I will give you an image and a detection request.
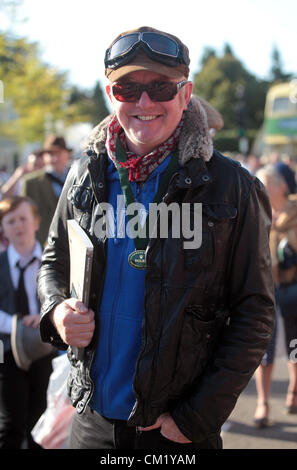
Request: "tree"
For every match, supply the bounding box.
[200,46,216,67]
[67,81,109,127]
[270,45,292,83]
[0,30,111,147]
[193,51,269,131]
[0,33,70,144]
[66,86,95,124]
[223,43,234,56]
[92,81,109,125]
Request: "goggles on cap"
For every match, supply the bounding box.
[105,32,189,70]
[111,79,188,103]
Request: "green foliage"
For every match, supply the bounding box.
[66,86,96,125]
[193,45,295,155]
[0,32,109,146]
[193,52,269,131]
[213,129,258,154]
[200,47,217,67]
[223,43,234,56]
[92,81,109,125]
[0,33,70,144]
[270,45,292,83]
[66,81,109,127]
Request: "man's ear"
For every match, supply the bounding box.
[106,84,113,103]
[34,216,40,233]
[183,81,193,110]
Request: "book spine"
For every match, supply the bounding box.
[82,248,93,306]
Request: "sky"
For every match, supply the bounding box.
[1,0,297,91]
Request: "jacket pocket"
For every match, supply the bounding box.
[204,203,237,222]
[204,203,237,267]
[169,306,229,399]
[183,203,237,271]
[183,214,214,270]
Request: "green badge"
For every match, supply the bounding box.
[128,250,146,270]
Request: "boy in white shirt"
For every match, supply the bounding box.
[0,196,54,448]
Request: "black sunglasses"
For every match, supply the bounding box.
[105,32,189,69]
[111,80,188,103]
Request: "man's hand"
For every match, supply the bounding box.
[139,412,191,443]
[50,298,95,347]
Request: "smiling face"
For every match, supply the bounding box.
[1,201,40,254]
[106,71,193,156]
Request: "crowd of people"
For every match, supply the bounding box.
[0,24,294,451]
[0,135,72,448]
[233,151,297,428]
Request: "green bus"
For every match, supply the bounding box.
[263,81,297,155]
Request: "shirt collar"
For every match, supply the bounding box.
[45,167,69,182]
[7,242,42,268]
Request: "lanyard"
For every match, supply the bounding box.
[115,138,179,267]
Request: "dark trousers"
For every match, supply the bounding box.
[70,406,222,450]
[0,350,53,449]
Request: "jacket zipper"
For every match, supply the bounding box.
[83,165,107,411]
[83,239,106,412]
[130,173,180,424]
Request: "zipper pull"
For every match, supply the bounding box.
[136,426,142,435]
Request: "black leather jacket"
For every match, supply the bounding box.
[38,99,275,443]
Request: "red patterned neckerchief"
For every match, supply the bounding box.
[105,114,183,182]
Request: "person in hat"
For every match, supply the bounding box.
[0,196,55,449]
[38,26,275,449]
[21,135,71,246]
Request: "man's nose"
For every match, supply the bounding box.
[15,218,22,229]
[137,91,154,106]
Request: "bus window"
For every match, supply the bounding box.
[272,97,290,112]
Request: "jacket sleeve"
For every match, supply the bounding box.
[171,176,276,442]
[38,165,77,349]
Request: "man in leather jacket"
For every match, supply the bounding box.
[38,26,275,449]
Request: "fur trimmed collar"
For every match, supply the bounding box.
[85,94,213,165]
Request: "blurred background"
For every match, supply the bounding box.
[0,0,297,174]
